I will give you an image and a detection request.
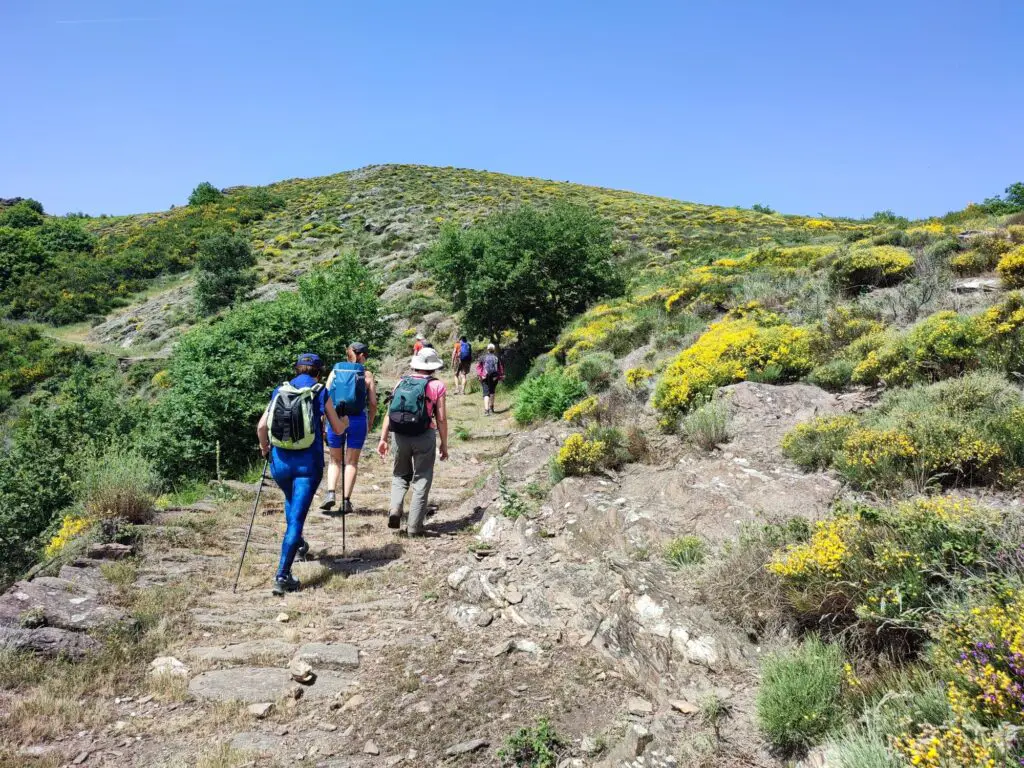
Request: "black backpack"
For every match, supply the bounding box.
[483,353,500,377]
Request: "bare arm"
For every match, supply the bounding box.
[324,398,348,436]
[257,411,270,457]
[436,392,449,460]
[377,414,391,458]
[366,371,378,428]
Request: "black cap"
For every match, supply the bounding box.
[350,342,369,356]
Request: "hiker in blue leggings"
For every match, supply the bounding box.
[257,353,348,595]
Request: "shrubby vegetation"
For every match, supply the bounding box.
[149,255,388,481]
[513,369,587,424]
[193,232,258,314]
[425,203,624,356]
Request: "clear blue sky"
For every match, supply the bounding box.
[2,1,1022,219]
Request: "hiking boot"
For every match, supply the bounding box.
[319,491,336,513]
[387,509,401,530]
[341,498,354,516]
[272,574,301,596]
[297,539,310,561]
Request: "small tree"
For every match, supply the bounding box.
[1005,182,1024,211]
[188,181,222,206]
[193,232,257,314]
[0,201,45,229]
[425,203,623,357]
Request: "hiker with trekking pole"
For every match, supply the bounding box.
[377,347,449,536]
[321,342,377,516]
[250,353,348,596]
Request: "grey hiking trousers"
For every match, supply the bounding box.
[389,429,436,534]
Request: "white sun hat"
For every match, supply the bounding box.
[410,347,444,371]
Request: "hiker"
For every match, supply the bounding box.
[413,334,426,355]
[257,353,348,595]
[376,347,449,536]
[451,335,472,395]
[476,343,505,415]
[321,343,377,515]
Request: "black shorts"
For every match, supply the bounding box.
[456,359,472,375]
[481,375,499,397]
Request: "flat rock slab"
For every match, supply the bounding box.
[187,639,297,664]
[0,625,100,659]
[189,667,355,703]
[291,642,360,669]
[0,578,133,632]
[58,562,108,591]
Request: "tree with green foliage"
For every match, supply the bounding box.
[193,232,258,314]
[188,181,223,206]
[425,203,623,357]
[979,182,1024,214]
[150,255,389,481]
[0,200,45,229]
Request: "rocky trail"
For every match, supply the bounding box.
[1,381,854,767]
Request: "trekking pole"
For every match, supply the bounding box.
[341,430,347,555]
[232,458,269,594]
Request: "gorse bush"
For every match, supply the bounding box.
[79,447,160,524]
[996,245,1024,288]
[571,351,617,392]
[555,434,607,476]
[828,246,915,295]
[756,636,847,753]
[513,369,587,424]
[653,315,815,427]
[768,497,1006,645]
[784,373,1024,490]
[150,255,388,481]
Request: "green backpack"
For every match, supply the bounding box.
[268,383,323,450]
[388,376,432,435]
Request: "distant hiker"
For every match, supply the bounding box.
[451,335,472,395]
[321,342,377,515]
[476,343,505,415]
[377,347,449,536]
[413,334,426,355]
[257,353,348,595]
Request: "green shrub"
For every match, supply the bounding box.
[949,249,996,276]
[150,255,388,481]
[756,636,847,753]
[923,237,960,261]
[79,448,160,523]
[513,369,587,424]
[829,246,914,295]
[572,352,617,392]
[682,397,731,450]
[188,181,223,206]
[498,718,565,767]
[808,359,854,391]
[665,535,705,566]
[0,201,45,229]
[425,203,624,357]
[193,232,258,315]
[781,415,858,471]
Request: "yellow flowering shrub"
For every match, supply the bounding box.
[950,249,998,276]
[44,515,94,559]
[562,395,600,425]
[624,367,653,390]
[664,266,738,313]
[893,723,1006,768]
[1009,225,1024,245]
[555,433,607,476]
[653,318,816,424]
[768,515,859,579]
[804,218,835,230]
[829,245,914,295]
[996,245,1024,288]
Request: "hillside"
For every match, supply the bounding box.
[3,168,1024,767]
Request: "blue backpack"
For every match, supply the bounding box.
[459,341,472,361]
[329,362,367,416]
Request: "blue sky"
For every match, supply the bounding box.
[2,1,1022,218]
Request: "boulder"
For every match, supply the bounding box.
[0,578,134,632]
[0,625,99,659]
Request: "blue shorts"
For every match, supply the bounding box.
[326,412,368,450]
